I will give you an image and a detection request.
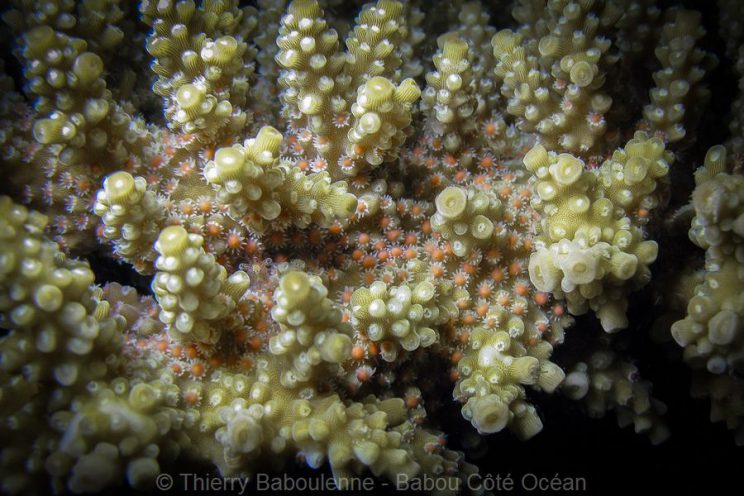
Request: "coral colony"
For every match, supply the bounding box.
[0,0,742,493]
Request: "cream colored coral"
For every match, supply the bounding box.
[269,271,353,386]
[93,171,165,273]
[524,132,669,331]
[431,186,504,258]
[641,9,717,143]
[151,226,250,343]
[421,35,481,152]
[563,347,669,444]
[141,0,254,142]
[204,126,358,232]
[275,0,345,131]
[492,1,619,153]
[346,76,420,169]
[350,277,448,361]
[204,126,285,232]
[0,196,123,388]
[671,145,744,376]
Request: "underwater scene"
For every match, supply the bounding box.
[0,0,742,494]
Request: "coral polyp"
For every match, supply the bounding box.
[0,0,742,494]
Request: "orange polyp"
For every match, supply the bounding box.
[491,268,505,282]
[534,292,549,306]
[474,174,489,187]
[227,232,242,249]
[185,344,199,359]
[450,350,462,365]
[460,312,475,325]
[190,362,206,378]
[356,367,372,382]
[486,247,502,261]
[308,229,323,245]
[508,261,522,276]
[476,303,489,317]
[234,328,248,343]
[183,390,200,406]
[351,346,365,361]
[432,248,445,262]
[515,283,529,296]
[248,336,263,351]
[76,177,92,192]
[405,394,420,409]
[497,293,510,306]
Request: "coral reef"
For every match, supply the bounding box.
[0,0,742,494]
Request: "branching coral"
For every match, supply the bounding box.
[0,0,742,494]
